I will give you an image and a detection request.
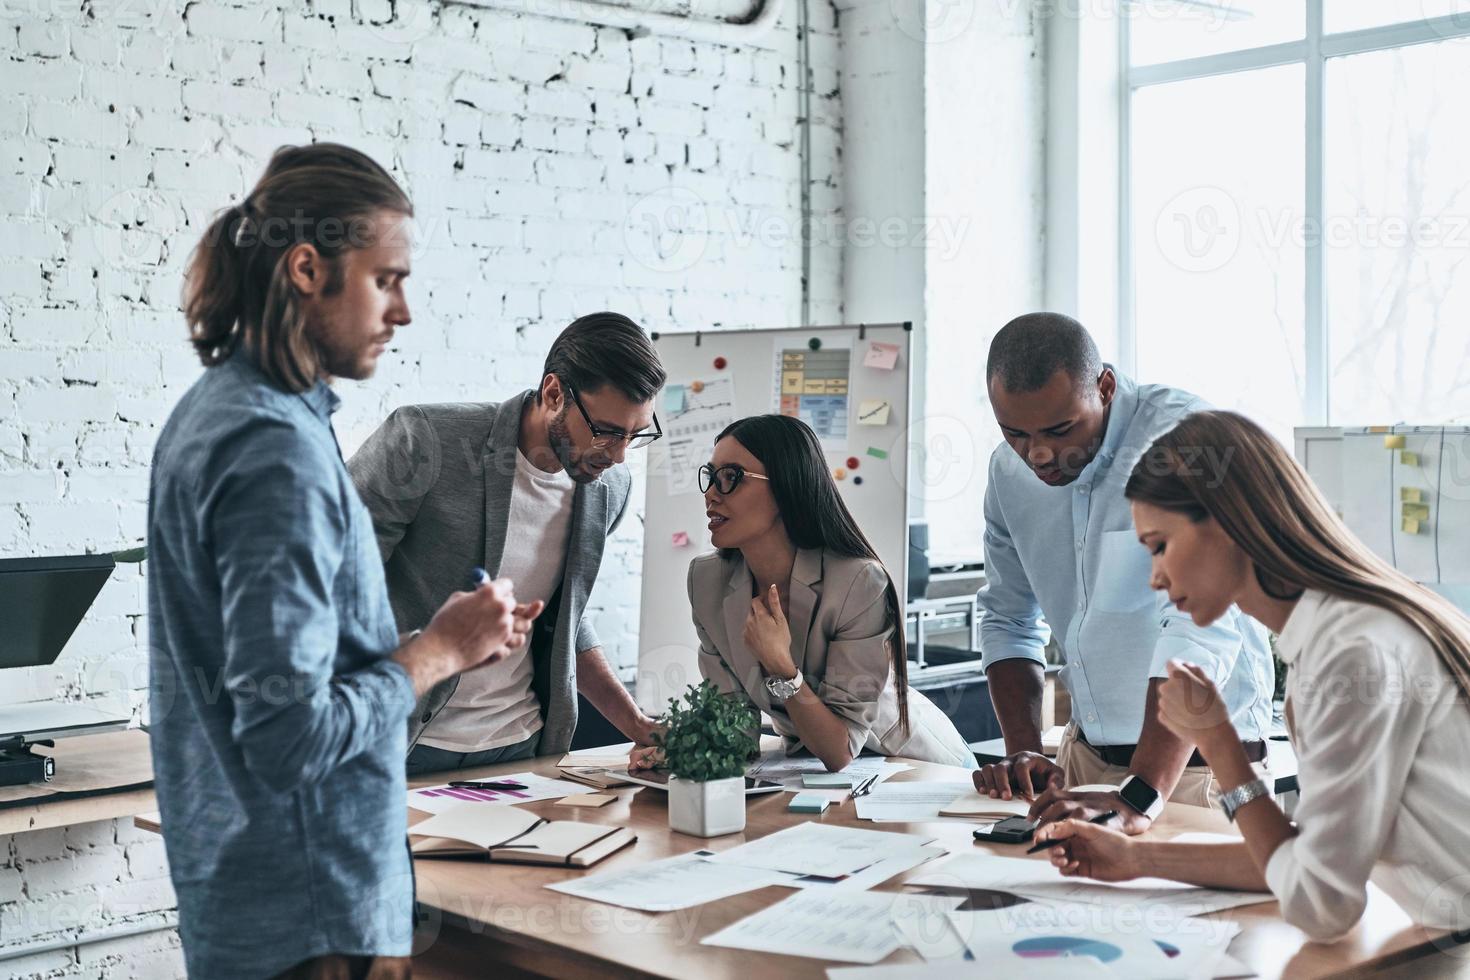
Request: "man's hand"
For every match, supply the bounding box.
[1027,786,1153,836]
[973,751,1063,801]
[628,744,663,770]
[488,600,545,660]
[1033,818,1143,881]
[393,578,517,696]
[633,716,664,747]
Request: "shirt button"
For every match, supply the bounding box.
[1087,713,1097,723]
[1079,485,1090,494]
[420,711,432,723]
[1076,539,1084,549]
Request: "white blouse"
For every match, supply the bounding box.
[1265,588,1470,940]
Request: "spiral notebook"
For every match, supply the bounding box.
[410,802,636,867]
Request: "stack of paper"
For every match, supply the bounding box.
[746,750,912,801]
[853,781,977,822]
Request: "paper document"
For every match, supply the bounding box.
[702,889,962,964]
[706,823,934,879]
[937,793,1034,820]
[829,965,1106,980]
[908,854,1275,916]
[746,751,910,802]
[775,844,948,892]
[545,850,788,912]
[854,781,975,822]
[557,743,635,770]
[407,772,586,814]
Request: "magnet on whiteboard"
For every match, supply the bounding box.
[713,356,727,370]
[846,457,860,470]
[853,476,864,486]
[690,380,705,393]
[834,468,847,480]
[808,337,822,350]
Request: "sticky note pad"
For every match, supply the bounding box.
[1401,487,1424,503]
[557,793,617,808]
[857,399,891,426]
[788,793,831,814]
[866,447,889,460]
[802,773,853,788]
[1401,450,1420,466]
[864,341,900,371]
[672,531,690,547]
[1384,435,1407,449]
[1402,518,1422,535]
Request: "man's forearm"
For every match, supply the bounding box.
[576,646,654,742]
[986,659,1046,755]
[1126,679,1197,800]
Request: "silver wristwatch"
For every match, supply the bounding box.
[765,671,804,703]
[1219,778,1271,822]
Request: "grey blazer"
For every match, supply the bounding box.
[348,390,629,756]
[688,547,974,767]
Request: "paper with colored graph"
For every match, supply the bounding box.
[407,772,586,814]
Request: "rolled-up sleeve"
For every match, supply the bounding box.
[817,563,894,760]
[1262,641,1427,941]
[1148,592,1250,682]
[209,419,416,796]
[978,475,1050,670]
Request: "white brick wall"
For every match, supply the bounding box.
[1,0,840,968]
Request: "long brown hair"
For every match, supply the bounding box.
[1125,411,1470,700]
[182,143,413,392]
[716,414,910,735]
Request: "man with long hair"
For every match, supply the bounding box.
[350,313,667,773]
[149,144,529,979]
[973,312,1275,836]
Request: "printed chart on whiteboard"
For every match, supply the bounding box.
[774,347,851,449]
[662,376,736,496]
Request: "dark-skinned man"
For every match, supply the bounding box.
[974,312,1274,835]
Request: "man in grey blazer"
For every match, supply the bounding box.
[349,312,667,773]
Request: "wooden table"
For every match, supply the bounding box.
[406,746,1458,979]
[0,729,155,835]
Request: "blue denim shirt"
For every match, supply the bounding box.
[978,369,1274,746]
[147,354,416,979]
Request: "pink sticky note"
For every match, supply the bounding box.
[864,342,900,370]
[672,531,690,547]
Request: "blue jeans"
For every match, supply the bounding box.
[406,730,543,777]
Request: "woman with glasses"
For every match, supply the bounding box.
[633,414,975,772]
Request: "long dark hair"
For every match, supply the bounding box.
[1125,411,1470,700]
[183,143,413,392]
[716,414,910,734]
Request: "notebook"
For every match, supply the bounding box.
[558,766,633,789]
[937,793,1035,820]
[410,802,636,867]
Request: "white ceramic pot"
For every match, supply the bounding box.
[668,775,746,837]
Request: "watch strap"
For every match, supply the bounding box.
[1219,778,1271,822]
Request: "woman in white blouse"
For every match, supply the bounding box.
[1033,411,1470,941]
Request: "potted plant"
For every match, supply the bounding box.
[655,680,758,837]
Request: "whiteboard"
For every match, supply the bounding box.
[1296,426,1470,592]
[636,324,913,714]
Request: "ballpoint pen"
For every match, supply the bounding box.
[1025,809,1118,854]
[448,780,528,791]
[851,774,879,798]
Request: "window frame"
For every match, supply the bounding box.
[1119,2,1470,425]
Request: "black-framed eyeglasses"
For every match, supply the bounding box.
[566,385,662,450]
[698,463,771,495]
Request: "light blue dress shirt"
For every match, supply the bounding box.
[978,369,1274,746]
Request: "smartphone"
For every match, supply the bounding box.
[972,815,1037,844]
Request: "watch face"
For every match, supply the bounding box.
[1119,776,1160,814]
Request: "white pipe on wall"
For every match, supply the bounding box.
[450,0,785,48]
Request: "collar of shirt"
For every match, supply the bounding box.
[299,377,340,420]
[1272,587,1325,666]
[1072,364,1139,488]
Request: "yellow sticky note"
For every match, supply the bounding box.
[781,371,803,394]
[1403,502,1431,521]
[1384,435,1406,449]
[1401,450,1420,466]
[556,794,616,808]
[1401,487,1423,504]
[857,399,891,426]
[1402,517,1421,535]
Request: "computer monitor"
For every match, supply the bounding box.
[0,554,115,671]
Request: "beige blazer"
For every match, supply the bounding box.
[687,547,975,768]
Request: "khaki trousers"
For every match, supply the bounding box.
[1055,722,1269,810]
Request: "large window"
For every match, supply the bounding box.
[1124,2,1470,436]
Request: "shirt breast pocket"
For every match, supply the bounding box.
[1090,529,1156,613]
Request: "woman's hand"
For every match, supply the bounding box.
[1158,659,1236,750]
[744,584,797,679]
[1032,819,1143,882]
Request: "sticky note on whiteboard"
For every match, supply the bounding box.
[672,531,690,547]
[1403,503,1431,521]
[664,385,686,413]
[1401,487,1424,503]
[857,400,891,426]
[863,342,900,371]
[1403,517,1423,535]
[1384,434,1407,449]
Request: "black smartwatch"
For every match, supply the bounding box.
[1117,774,1164,821]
